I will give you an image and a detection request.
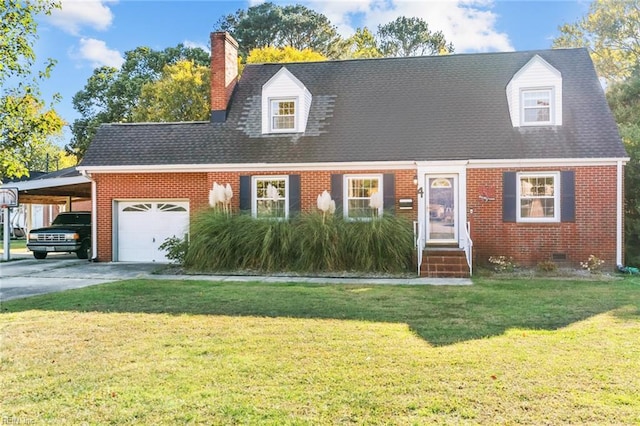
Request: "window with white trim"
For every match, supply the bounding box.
[521,89,552,125]
[517,172,559,222]
[253,176,288,219]
[270,99,296,132]
[344,175,383,219]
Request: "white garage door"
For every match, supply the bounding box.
[117,201,189,262]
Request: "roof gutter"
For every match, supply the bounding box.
[0,175,90,191]
[76,160,418,174]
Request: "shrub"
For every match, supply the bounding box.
[184,210,414,274]
[537,260,558,273]
[581,254,605,274]
[488,255,517,273]
[159,235,189,265]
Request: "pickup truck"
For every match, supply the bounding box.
[27,211,91,260]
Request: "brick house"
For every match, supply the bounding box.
[77,32,627,277]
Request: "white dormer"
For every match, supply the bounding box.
[506,55,562,127]
[262,67,312,134]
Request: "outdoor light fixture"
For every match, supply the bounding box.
[413,175,418,186]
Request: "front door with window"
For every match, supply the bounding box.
[426,176,457,243]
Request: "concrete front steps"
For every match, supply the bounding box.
[421,246,471,278]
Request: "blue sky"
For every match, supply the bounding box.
[34,0,590,145]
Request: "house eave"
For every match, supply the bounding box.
[0,175,91,191]
[76,161,418,174]
[466,157,630,168]
[77,157,631,174]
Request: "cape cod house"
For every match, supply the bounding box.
[77,32,627,277]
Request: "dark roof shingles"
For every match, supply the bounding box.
[80,48,626,168]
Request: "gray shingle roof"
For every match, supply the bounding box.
[80,48,626,168]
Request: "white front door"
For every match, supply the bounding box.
[117,201,189,262]
[426,175,458,243]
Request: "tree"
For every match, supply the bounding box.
[1,92,65,179]
[67,44,209,160]
[552,0,640,82]
[377,16,454,57]
[132,61,210,122]
[1,0,64,179]
[28,141,77,172]
[246,46,326,64]
[607,68,640,265]
[341,27,382,59]
[215,2,342,59]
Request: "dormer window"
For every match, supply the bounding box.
[270,99,297,131]
[506,55,562,127]
[262,67,312,135]
[522,89,552,125]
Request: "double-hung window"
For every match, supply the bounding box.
[517,172,559,222]
[253,176,288,219]
[521,89,552,125]
[344,175,383,219]
[270,99,296,132]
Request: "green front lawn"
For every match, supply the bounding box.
[2,277,640,424]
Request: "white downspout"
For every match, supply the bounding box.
[616,160,623,266]
[81,170,98,262]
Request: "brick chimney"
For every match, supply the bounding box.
[210,32,239,123]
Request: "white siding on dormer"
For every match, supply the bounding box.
[506,55,562,127]
[262,67,312,134]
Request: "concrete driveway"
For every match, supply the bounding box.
[1,250,472,302]
[0,252,162,301]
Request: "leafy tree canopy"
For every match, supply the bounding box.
[132,60,211,122]
[377,16,454,57]
[1,0,64,180]
[68,44,209,160]
[607,68,640,265]
[246,46,326,64]
[553,0,640,82]
[1,92,65,180]
[341,27,383,59]
[215,2,342,59]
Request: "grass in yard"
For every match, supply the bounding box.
[2,277,640,424]
[0,238,26,253]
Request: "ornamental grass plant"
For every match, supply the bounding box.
[183,210,414,274]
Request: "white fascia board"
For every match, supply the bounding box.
[1,175,91,191]
[467,158,630,168]
[77,161,417,174]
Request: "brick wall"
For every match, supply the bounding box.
[467,166,619,268]
[94,169,417,261]
[94,166,619,267]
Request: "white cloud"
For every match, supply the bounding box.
[48,0,117,35]
[75,38,124,68]
[304,0,513,53]
[183,40,209,52]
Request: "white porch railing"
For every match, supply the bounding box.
[414,221,424,276]
[462,221,473,276]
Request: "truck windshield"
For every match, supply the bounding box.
[52,214,91,225]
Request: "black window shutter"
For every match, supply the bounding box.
[239,175,251,212]
[560,170,575,222]
[503,172,517,222]
[289,174,301,215]
[331,174,343,214]
[383,173,395,214]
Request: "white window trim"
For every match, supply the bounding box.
[516,171,560,223]
[252,175,289,219]
[269,98,298,133]
[520,88,554,126]
[343,174,383,220]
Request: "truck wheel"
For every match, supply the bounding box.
[33,252,47,259]
[76,240,90,259]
